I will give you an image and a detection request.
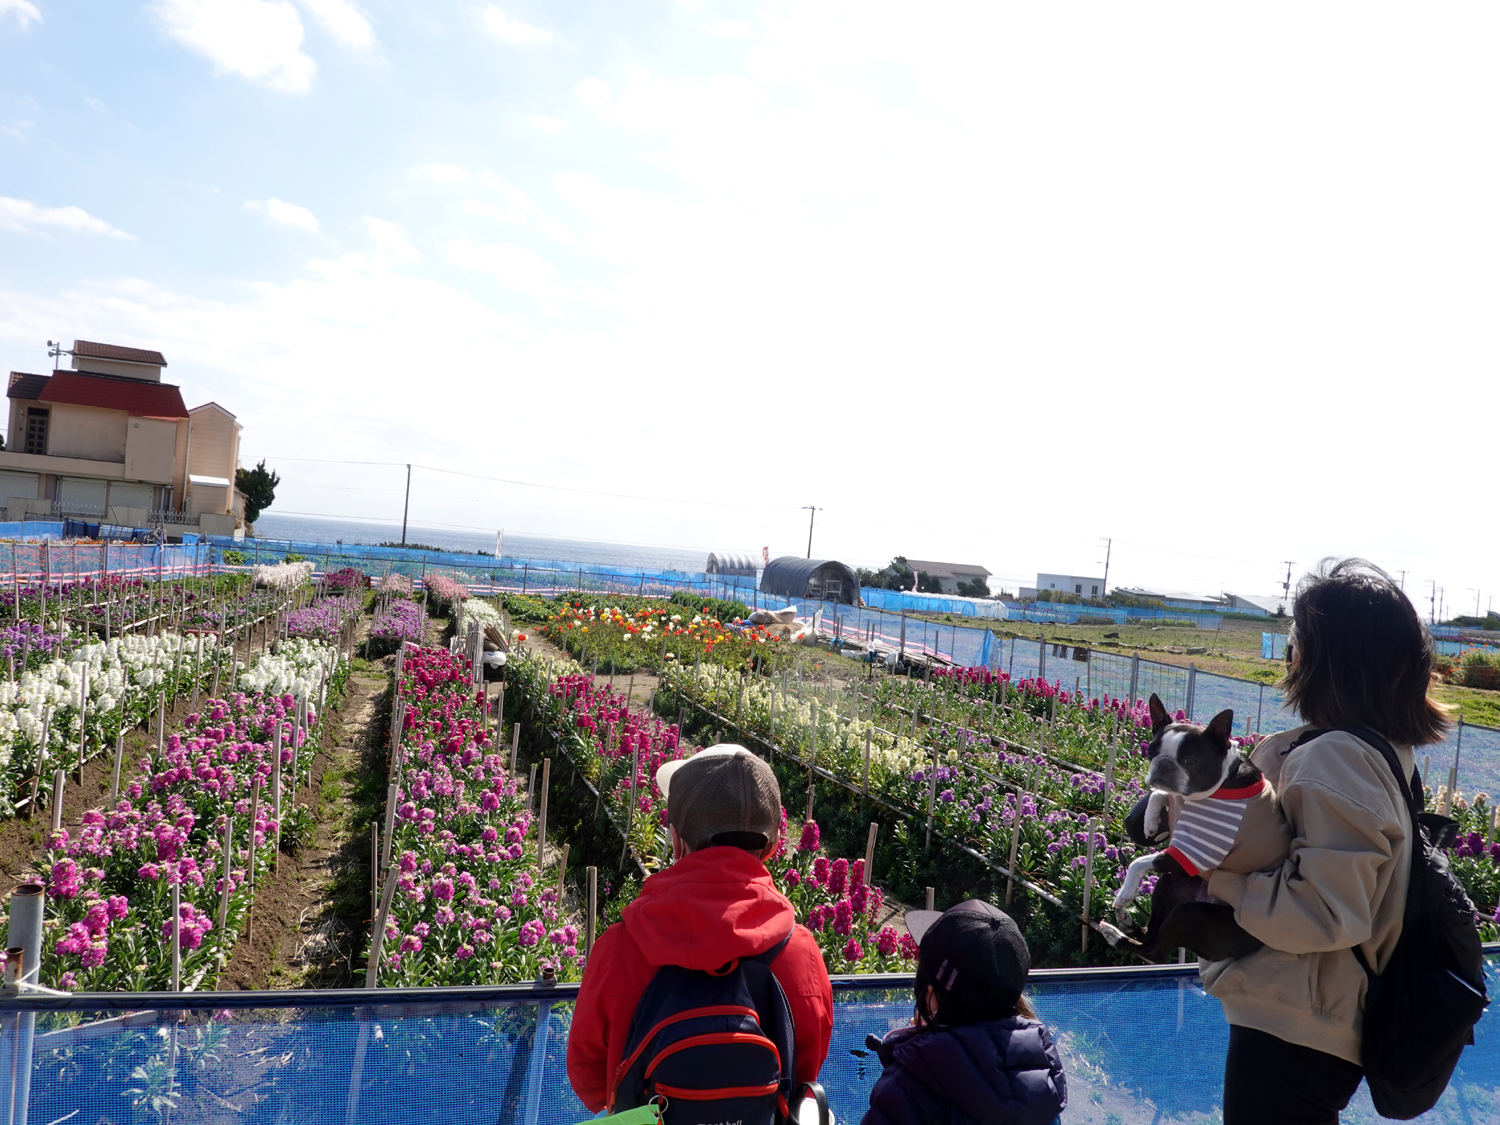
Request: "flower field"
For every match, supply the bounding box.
[1,639,347,990]
[7,577,1496,996]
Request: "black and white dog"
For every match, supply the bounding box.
[1106,694,1286,961]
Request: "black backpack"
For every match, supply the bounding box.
[611,933,826,1125]
[1292,726,1489,1119]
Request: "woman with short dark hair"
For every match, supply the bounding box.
[1203,558,1449,1124]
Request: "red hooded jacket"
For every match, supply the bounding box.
[566,847,834,1113]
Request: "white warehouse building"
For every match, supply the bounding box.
[1019,573,1107,600]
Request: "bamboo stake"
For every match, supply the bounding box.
[538,758,551,865]
[370,823,380,922]
[556,842,569,899]
[50,770,64,832]
[171,881,181,992]
[365,866,399,987]
[925,886,935,911]
[864,822,878,882]
[217,816,233,936]
[1081,815,1099,954]
[110,729,125,805]
[585,866,598,957]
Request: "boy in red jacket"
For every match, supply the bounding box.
[566,745,834,1114]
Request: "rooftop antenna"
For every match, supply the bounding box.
[46,339,71,372]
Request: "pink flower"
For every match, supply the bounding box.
[842,939,864,963]
[797,820,820,852]
[828,859,849,897]
[875,926,901,957]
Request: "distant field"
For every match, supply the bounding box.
[911,611,1286,682]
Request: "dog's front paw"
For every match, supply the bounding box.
[1096,920,1136,948]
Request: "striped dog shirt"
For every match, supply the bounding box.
[1164,777,1290,878]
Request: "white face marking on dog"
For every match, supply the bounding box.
[1158,730,1186,762]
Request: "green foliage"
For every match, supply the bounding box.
[221,549,246,565]
[235,459,280,524]
[501,592,553,621]
[916,571,943,594]
[1460,649,1500,691]
[669,590,750,621]
[378,540,447,552]
[857,556,915,591]
[955,576,991,598]
[278,803,317,855]
[282,552,306,563]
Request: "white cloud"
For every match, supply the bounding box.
[359,217,419,263]
[574,77,610,110]
[446,239,567,299]
[411,163,471,186]
[482,7,551,46]
[0,0,40,28]
[295,0,374,50]
[701,19,749,37]
[245,197,320,231]
[0,197,134,239]
[151,0,316,93]
[529,115,563,134]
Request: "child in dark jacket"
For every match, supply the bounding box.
[861,900,1065,1125]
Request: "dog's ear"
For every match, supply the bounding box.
[1206,709,1234,746]
[1148,693,1171,732]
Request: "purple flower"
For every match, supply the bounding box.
[797,820,821,852]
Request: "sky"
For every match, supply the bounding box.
[0,2,1496,613]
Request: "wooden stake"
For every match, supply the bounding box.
[538,758,551,865]
[924,886,935,912]
[50,769,64,832]
[864,822,878,882]
[556,842,569,898]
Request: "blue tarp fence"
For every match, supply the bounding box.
[5,958,1500,1124]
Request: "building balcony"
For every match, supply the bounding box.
[0,449,129,479]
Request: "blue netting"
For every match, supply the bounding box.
[7,959,1500,1124]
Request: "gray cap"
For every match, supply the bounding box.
[656,745,781,851]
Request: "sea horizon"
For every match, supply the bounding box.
[251,512,726,574]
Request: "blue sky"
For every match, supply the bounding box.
[1,2,1497,608]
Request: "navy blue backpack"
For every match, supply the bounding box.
[610,933,825,1125]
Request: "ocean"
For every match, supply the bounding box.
[251,514,713,573]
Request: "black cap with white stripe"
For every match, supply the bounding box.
[905,899,1030,995]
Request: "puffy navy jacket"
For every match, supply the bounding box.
[860,1017,1066,1125]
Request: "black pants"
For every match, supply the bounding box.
[1223,1025,1364,1125]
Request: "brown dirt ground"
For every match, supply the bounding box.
[216,663,380,989]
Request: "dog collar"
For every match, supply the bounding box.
[1209,778,1266,800]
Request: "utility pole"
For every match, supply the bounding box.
[802,505,821,559]
[1398,570,1406,591]
[401,463,412,547]
[1099,537,1112,596]
[1439,587,1446,624]
[1282,561,1295,607]
[1470,588,1481,620]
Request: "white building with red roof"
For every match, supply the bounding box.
[1,340,245,536]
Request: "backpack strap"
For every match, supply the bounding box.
[750,932,794,967]
[1287,725,1424,977]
